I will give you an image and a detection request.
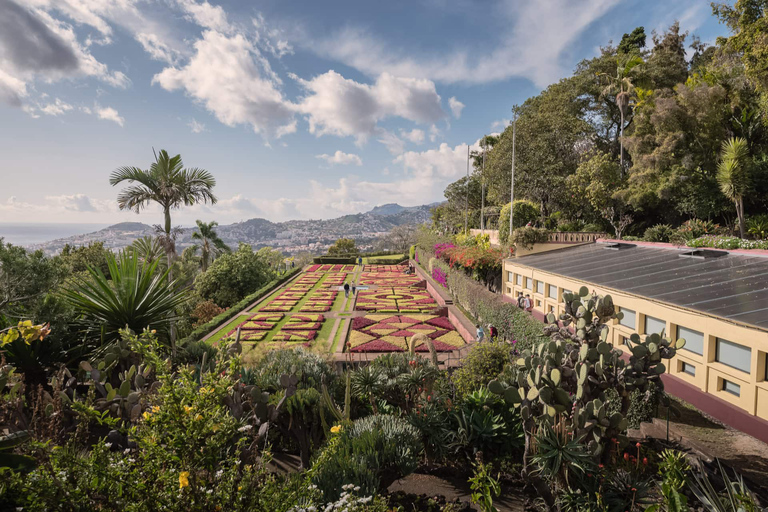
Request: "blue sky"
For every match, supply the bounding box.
[0,0,728,226]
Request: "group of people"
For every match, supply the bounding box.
[343,282,356,298]
[475,323,499,342]
[516,292,533,312]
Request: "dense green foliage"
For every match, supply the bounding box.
[436,14,768,240]
[194,243,276,307]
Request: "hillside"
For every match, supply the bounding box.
[26,203,435,255]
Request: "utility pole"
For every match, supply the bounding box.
[509,110,516,240]
[481,137,486,233]
[464,144,470,234]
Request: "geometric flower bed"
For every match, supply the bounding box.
[348,314,465,352]
[355,287,436,313]
[358,272,422,287]
[320,272,348,288]
[272,330,317,342]
[307,264,356,272]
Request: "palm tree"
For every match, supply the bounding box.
[110,149,217,267]
[191,220,230,271]
[717,137,751,238]
[129,236,166,267]
[61,250,188,347]
[599,53,643,174]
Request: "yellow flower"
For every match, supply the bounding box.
[237,486,242,491]
[151,329,157,334]
[211,424,220,432]
[184,405,193,414]
[195,414,203,421]
[330,425,341,434]
[179,471,190,489]
[143,411,151,420]
[151,406,160,413]
[199,387,207,394]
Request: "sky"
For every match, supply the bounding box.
[0,0,729,226]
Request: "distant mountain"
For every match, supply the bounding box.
[26,203,435,256]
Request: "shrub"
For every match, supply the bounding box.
[643,224,675,243]
[452,342,513,398]
[510,227,550,249]
[582,223,605,233]
[498,200,541,245]
[310,415,422,502]
[669,219,723,245]
[243,347,334,392]
[191,299,225,327]
[556,220,584,232]
[747,214,768,240]
[195,244,275,307]
[432,267,448,288]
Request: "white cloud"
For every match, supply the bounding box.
[136,32,181,64]
[306,0,621,86]
[377,130,405,155]
[429,124,441,142]
[448,97,464,119]
[95,105,124,126]
[22,97,73,117]
[153,30,295,138]
[188,118,206,133]
[316,150,363,166]
[400,128,425,144]
[295,71,446,144]
[175,0,232,33]
[490,118,511,131]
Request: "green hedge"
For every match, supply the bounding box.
[312,256,357,264]
[416,247,544,351]
[366,256,407,265]
[180,267,301,345]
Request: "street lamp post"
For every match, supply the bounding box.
[509,111,516,240]
[464,144,470,234]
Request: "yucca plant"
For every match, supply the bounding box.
[690,459,761,512]
[717,137,751,239]
[61,250,188,349]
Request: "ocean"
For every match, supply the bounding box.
[0,223,109,246]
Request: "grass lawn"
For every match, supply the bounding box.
[206,314,251,345]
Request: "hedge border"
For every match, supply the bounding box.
[181,267,302,345]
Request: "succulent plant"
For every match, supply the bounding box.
[489,286,684,459]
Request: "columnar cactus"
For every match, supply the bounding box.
[489,286,684,458]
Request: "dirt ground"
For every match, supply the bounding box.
[388,471,526,512]
[654,398,768,497]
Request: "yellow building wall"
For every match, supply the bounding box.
[502,260,768,420]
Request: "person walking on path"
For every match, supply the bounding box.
[343,282,350,298]
[358,256,363,267]
[476,324,485,343]
[488,324,498,340]
[517,292,525,309]
[523,294,533,312]
[351,284,356,296]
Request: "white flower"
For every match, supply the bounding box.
[215,469,223,478]
[104,442,112,448]
[238,425,253,432]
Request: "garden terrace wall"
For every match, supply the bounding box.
[183,267,301,344]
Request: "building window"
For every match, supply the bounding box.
[507,271,514,283]
[721,379,741,397]
[618,307,636,330]
[644,315,666,336]
[536,281,545,295]
[619,335,629,346]
[536,299,542,308]
[548,285,557,299]
[681,362,696,376]
[525,277,532,290]
[515,274,522,286]
[715,338,751,374]
[549,305,555,314]
[561,289,571,302]
[677,326,704,356]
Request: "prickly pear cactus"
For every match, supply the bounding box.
[489,286,684,458]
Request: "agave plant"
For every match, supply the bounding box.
[61,250,188,348]
[690,459,761,512]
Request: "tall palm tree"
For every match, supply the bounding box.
[110,149,218,265]
[191,220,230,271]
[717,137,751,238]
[599,54,643,174]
